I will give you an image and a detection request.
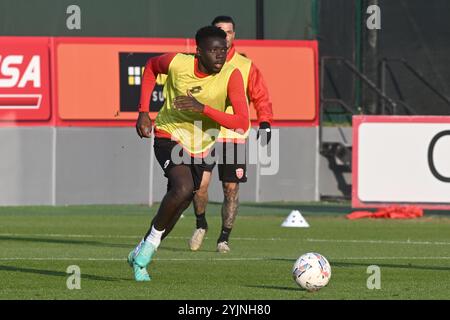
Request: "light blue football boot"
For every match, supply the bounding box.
[127,250,135,267]
[133,264,151,282]
[134,242,157,268]
[127,241,156,281]
[127,239,144,267]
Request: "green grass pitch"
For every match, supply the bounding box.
[0,202,449,300]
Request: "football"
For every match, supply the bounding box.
[292,252,331,291]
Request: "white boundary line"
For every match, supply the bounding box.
[0,233,138,239]
[0,257,267,261]
[0,256,450,261]
[1,233,450,246]
[305,238,450,246]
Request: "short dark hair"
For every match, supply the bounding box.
[211,15,235,29]
[195,26,226,48]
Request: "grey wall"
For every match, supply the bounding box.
[258,127,319,202]
[154,127,321,203]
[0,126,352,205]
[55,128,152,205]
[0,128,54,205]
[319,127,352,199]
[152,127,320,203]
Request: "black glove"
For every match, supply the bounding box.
[257,121,271,146]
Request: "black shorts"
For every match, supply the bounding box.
[153,137,214,191]
[203,141,247,183]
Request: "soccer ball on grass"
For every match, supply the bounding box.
[292,252,331,291]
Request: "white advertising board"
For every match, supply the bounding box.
[352,116,450,209]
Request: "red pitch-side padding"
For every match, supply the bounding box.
[346,206,424,220]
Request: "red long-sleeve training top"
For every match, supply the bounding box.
[226,45,273,124]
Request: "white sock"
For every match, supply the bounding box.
[145,225,165,249]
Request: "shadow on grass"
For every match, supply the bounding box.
[268,257,450,272]
[238,203,352,215]
[0,235,131,249]
[237,203,450,217]
[160,246,217,254]
[245,284,303,292]
[0,265,122,281]
[331,261,450,272]
[159,246,191,253]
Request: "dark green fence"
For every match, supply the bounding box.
[0,0,315,39]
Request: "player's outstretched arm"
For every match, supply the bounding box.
[248,63,273,124]
[136,53,176,138]
[248,63,273,145]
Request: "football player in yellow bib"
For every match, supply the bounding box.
[128,26,249,281]
[189,16,274,253]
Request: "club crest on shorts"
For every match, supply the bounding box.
[235,168,244,179]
